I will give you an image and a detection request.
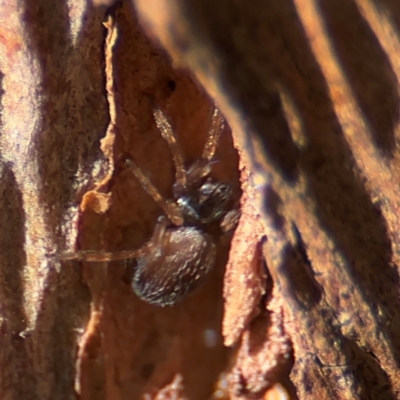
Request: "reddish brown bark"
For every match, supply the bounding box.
[1,0,400,400]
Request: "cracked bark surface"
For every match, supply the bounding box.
[1,0,400,399]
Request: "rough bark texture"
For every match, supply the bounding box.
[1,0,399,399]
[133,0,400,399]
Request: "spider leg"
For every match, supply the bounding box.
[153,107,187,190]
[186,107,225,184]
[59,249,145,262]
[151,216,169,245]
[201,107,225,161]
[220,209,241,233]
[125,158,184,226]
[60,218,170,263]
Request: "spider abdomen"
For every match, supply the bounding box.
[133,226,216,306]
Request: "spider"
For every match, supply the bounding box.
[62,105,239,307]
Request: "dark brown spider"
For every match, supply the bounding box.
[62,106,239,306]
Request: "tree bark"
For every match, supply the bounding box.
[1,0,399,399]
